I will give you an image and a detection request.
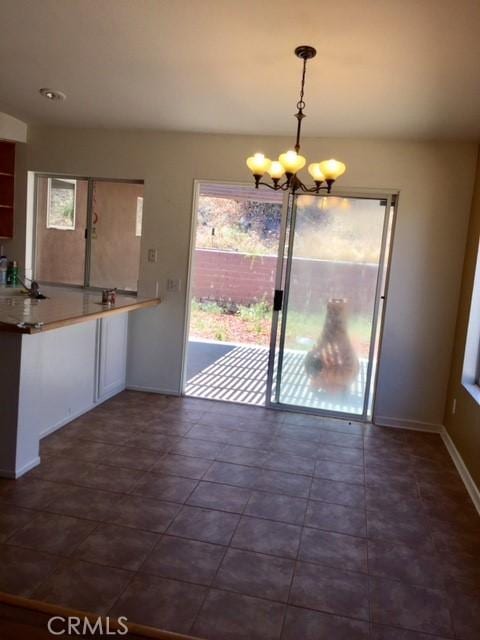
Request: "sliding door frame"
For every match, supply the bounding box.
[266,188,398,422]
[180,179,203,396]
[265,191,291,406]
[31,172,89,291]
[181,179,287,397]
[32,173,144,294]
[181,179,398,419]
[362,194,393,419]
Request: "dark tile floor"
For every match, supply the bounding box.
[0,391,479,640]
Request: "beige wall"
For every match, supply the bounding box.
[0,112,27,143]
[444,157,480,488]
[5,127,478,436]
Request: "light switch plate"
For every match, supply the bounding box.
[147,248,157,263]
[166,278,181,292]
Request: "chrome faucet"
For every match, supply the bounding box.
[17,276,45,299]
[29,280,40,298]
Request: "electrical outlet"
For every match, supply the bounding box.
[166,278,180,292]
[452,398,456,414]
[147,248,157,263]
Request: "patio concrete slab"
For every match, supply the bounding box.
[185,341,367,415]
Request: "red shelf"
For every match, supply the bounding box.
[0,205,14,238]
[0,142,15,238]
[0,141,14,174]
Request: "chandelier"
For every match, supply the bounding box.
[246,45,346,194]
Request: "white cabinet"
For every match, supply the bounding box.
[19,320,98,441]
[0,311,130,478]
[97,313,128,401]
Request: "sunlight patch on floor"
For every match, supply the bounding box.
[185,344,367,413]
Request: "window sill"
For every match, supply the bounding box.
[462,382,480,405]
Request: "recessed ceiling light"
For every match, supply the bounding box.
[39,88,66,101]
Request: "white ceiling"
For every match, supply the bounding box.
[1,0,480,139]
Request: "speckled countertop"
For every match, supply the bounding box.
[0,286,160,334]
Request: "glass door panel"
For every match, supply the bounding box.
[35,176,88,286]
[89,180,143,292]
[184,182,284,405]
[271,193,391,418]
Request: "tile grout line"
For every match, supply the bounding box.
[7,394,476,639]
[186,479,253,636]
[362,428,373,628]
[278,467,315,639]
[10,531,440,638]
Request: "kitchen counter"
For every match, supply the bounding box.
[0,286,161,478]
[0,286,160,334]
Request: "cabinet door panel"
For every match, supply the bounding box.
[97,314,128,401]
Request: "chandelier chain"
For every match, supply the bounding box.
[294,56,308,152]
[297,56,308,111]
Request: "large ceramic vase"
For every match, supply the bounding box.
[304,298,359,393]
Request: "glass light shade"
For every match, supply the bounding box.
[267,161,286,179]
[246,153,271,176]
[318,159,346,180]
[278,150,306,174]
[308,163,326,182]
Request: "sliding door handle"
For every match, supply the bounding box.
[273,289,283,311]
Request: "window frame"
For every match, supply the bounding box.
[33,173,144,295]
[135,196,143,237]
[462,239,480,403]
[46,177,77,231]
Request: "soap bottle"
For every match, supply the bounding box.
[0,254,7,287]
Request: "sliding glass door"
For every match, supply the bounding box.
[183,181,284,404]
[268,192,394,419]
[34,176,88,286]
[89,180,143,291]
[34,175,144,293]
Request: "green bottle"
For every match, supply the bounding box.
[6,260,18,287]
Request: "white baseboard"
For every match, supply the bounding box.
[441,426,480,515]
[39,387,125,440]
[373,415,442,433]
[126,384,180,396]
[374,416,480,515]
[0,456,40,479]
[39,403,97,439]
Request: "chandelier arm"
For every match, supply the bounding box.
[255,177,332,193]
[256,180,287,191]
[298,182,332,194]
[294,175,319,193]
